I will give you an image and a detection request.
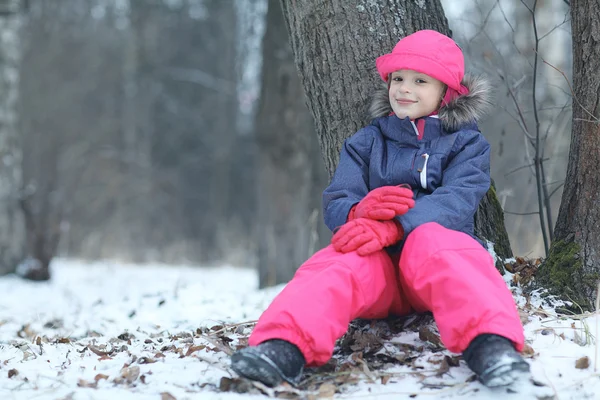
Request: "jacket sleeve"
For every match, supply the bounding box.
[322,128,374,231]
[397,131,491,236]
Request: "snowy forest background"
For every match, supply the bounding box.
[2,0,572,275]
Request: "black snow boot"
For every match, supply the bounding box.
[231,339,305,387]
[462,334,530,387]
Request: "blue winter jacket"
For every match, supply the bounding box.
[323,75,492,245]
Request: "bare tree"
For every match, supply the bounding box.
[0,1,25,276]
[255,0,329,288]
[537,0,600,310]
[19,0,126,277]
[280,0,513,266]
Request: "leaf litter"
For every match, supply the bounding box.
[0,258,598,399]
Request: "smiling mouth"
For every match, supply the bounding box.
[396,99,416,104]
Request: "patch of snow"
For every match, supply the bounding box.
[0,258,598,399]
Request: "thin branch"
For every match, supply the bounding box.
[497,0,516,33]
[527,0,551,251]
[541,99,571,160]
[543,180,565,187]
[495,0,537,64]
[543,60,600,123]
[519,0,534,13]
[498,71,536,145]
[506,86,536,144]
[505,211,540,216]
[539,12,571,41]
[549,183,565,199]
[504,158,550,177]
[467,0,499,45]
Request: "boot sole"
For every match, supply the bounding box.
[480,360,531,387]
[231,348,287,387]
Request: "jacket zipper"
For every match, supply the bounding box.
[419,153,429,190]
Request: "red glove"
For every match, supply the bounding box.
[332,218,404,256]
[348,186,414,222]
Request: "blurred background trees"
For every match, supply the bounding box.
[0,0,575,283]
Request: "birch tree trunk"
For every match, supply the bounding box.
[536,0,600,310]
[0,7,25,275]
[279,0,513,267]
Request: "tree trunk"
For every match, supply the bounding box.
[280,0,513,266]
[536,0,600,311]
[0,8,25,275]
[256,0,329,288]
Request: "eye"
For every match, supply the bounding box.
[392,76,403,82]
[416,78,427,84]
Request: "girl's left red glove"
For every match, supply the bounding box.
[347,185,415,221]
[332,217,404,256]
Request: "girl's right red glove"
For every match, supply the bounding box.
[348,185,414,221]
[332,217,404,256]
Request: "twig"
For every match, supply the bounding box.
[527,0,550,253]
[548,183,565,199]
[197,334,233,356]
[505,211,540,216]
[505,159,550,177]
[538,11,571,41]
[543,60,600,123]
[204,320,257,336]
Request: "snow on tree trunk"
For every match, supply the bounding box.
[280,0,513,267]
[537,0,600,310]
[0,10,25,275]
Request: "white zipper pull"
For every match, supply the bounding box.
[419,153,429,190]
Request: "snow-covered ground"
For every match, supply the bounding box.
[0,258,598,400]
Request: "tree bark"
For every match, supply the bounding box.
[256,0,329,288]
[536,0,600,311]
[280,0,513,266]
[0,8,25,275]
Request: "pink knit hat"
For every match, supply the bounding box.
[376,30,469,103]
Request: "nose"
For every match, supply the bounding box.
[397,81,411,93]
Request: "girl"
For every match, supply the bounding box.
[231,30,529,388]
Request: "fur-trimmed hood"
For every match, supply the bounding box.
[367,74,493,132]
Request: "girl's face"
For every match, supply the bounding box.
[388,70,446,120]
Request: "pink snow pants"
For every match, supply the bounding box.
[249,222,525,367]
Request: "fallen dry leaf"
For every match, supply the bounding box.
[161,393,177,400]
[94,373,109,382]
[77,379,97,388]
[185,345,206,356]
[88,344,113,357]
[418,326,443,348]
[436,357,451,376]
[8,369,18,378]
[117,365,140,384]
[575,356,590,369]
[522,344,535,357]
[318,383,337,398]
